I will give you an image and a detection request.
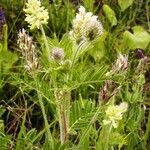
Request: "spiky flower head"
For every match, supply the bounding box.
[51,47,65,62]
[24,0,49,30]
[18,28,38,71]
[103,102,128,128]
[70,6,103,42]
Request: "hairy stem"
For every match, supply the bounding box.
[36,80,54,150]
[56,89,70,144]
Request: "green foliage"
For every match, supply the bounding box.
[0,133,12,150]
[44,0,75,38]
[109,132,127,148]
[0,24,18,74]
[123,26,150,50]
[69,99,96,132]
[0,0,150,149]
[0,106,5,133]
[81,0,95,12]
[103,4,117,27]
[118,0,134,11]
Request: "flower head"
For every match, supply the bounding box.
[18,28,38,71]
[103,102,128,128]
[70,6,103,42]
[24,0,49,30]
[51,47,65,62]
[113,53,128,73]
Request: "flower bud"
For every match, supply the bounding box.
[51,47,65,62]
[113,53,128,72]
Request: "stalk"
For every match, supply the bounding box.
[36,79,54,150]
[3,24,8,51]
[103,124,112,150]
[40,25,50,64]
[97,123,112,150]
[55,89,70,144]
[143,111,150,148]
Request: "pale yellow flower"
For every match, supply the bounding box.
[24,0,49,30]
[103,102,128,128]
[70,6,103,42]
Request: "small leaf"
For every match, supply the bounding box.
[26,128,37,141]
[69,99,96,132]
[123,26,150,50]
[103,4,117,27]
[0,120,4,133]
[0,133,11,150]
[118,0,134,11]
[0,106,5,118]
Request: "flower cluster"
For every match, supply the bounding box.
[103,102,128,128]
[99,54,128,103]
[70,6,103,42]
[18,28,38,71]
[24,0,49,30]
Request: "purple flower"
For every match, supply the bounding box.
[136,49,145,59]
[0,8,5,24]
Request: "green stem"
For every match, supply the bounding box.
[3,24,8,51]
[143,110,150,148]
[56,89,70,144]
[146,0,150,31]
[36,80,54,150]
[40,25,50,64]
[104,124,112,150]
[58,105,68,144]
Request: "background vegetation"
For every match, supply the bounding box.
[0,0,150,149]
